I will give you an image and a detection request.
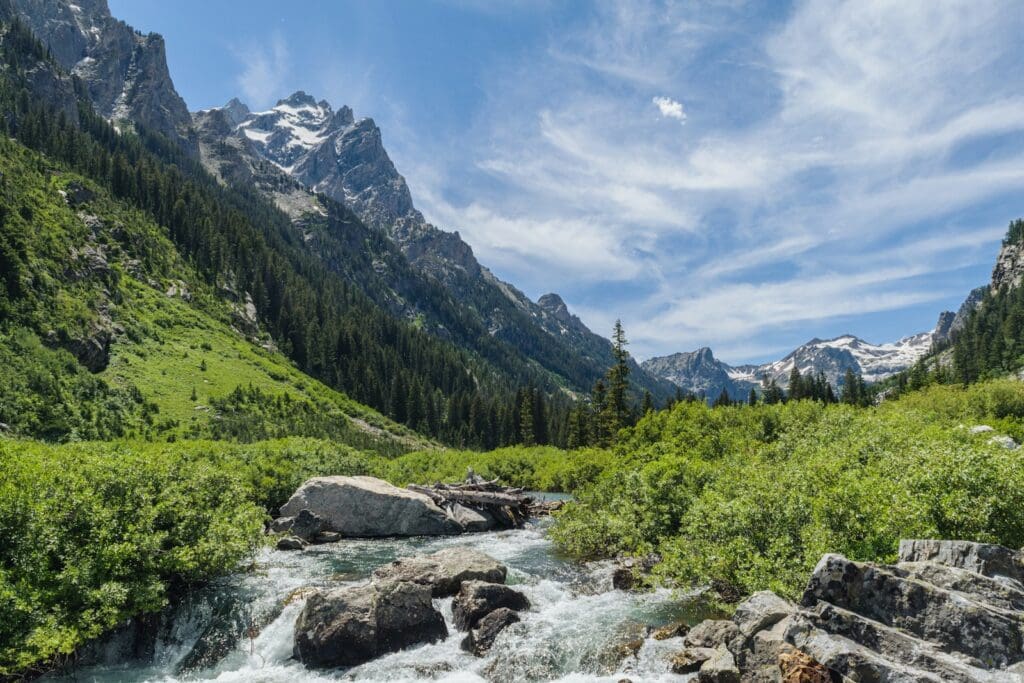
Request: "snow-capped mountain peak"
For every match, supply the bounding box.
[642,330,936,401]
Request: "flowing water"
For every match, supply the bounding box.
[51,504,712,683]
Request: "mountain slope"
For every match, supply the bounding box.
[0,131,424,453]
[197,93,676,403]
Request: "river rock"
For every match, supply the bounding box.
[698,645,740,682]
[452,580,530,630]
[733,591,796,640]
[373,547,507,597]
[671,646,717,673]
[289,509,328,541]
[293,580,447,668]
[460,607,521,655]
[276,536,306,551]
[280,476,462,537]
[684,620,741,650]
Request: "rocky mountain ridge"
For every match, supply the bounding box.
[643,331,936,400]
[196,92,675,400]
[10,0,197,155]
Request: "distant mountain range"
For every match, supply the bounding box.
[642,237,1024,401]
[642,332,935,400]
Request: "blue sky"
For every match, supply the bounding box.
[109,0,1024,363]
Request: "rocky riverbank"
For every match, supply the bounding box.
[671,539,1024,681]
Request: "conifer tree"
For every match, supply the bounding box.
[747,387,758,406]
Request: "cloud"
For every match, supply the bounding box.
[652,96,686,122]
[402,0,1024,362]
[233,32,290,109]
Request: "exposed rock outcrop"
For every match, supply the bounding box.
[372,547,507,598]
[12,0,198,155]
[460,607,521,656]
[678,540,1024,682]
[293,580,447,668]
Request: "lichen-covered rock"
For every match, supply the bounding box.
[373,547,507,597]
[802,553,1024,666]
[293,581,447,668]
[452,580,530,630]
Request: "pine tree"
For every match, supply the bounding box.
[788,366,803,401]
[519,389,535,446]
[747,387,758,406]
[713,388,732,408]
[841,368,859,405]
[641,390,654,415]
[603,320,631,435]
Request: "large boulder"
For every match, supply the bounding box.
[280,476,462,537]
[373,547,507,597]
[293,581,447,668]
[452,580,530,630]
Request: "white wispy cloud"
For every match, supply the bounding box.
[233,32,290,109]
[405,0,1024,362]
[652,96,686,122]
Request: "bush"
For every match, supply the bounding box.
[551,390,1024,600]
[0,437,378,674]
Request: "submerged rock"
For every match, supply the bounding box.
[373,547,507,597]
[293,580,447,668]
[280,475,462,537]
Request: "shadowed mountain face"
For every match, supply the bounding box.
[194,93,676,401]
[11,0,197,155]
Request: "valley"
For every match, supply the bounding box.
[2,1,1024,681]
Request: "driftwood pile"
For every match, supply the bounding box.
[407,469,562,530]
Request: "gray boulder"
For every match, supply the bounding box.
[452,580,530,630]
[280,476,462,537]
[372,547,507,597]
[290,509,328,541]
[732,591,795,640]
[803,553,1024,666]
[671,646,717,674]
[899,539,1024,584]
[684,619,741,650]
[460,607,520,656]
[698,645,740,682]
[293,580,447,668]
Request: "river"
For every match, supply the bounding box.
[51,506,712,682]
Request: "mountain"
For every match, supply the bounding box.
[194,93,675,402]
[643,332,936,400]
[10,0,197,155]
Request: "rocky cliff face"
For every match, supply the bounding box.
[11,0,197,155]
[992,238,1024,293]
